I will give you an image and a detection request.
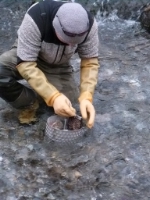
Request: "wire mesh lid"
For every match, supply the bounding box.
[45,115,88,143]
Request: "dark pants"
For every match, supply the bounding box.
[0,42,79,109]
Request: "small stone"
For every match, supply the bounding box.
[6,197,16,200]
[47,193,56,200]
[74,171,82,178]
[26,144,34,151]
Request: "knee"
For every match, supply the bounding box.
[0,63,15,87]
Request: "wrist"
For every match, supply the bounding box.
[47,91,62,107]
[78,91,93,103]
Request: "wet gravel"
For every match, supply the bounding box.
[1,1,150,200]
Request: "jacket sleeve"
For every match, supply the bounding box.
[17,61,61,106]
[17,13,42,62]
[77,18,99,59]
[78,58,100,103]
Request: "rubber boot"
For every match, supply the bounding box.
[8,87,39,124]
[18,99,39,124]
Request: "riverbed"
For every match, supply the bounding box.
[0,1,150,199]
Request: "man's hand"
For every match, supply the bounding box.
[53,94,76,117]
[80,99,95,129]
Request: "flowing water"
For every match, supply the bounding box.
[0,1,150,200]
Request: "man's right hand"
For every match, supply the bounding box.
[53,94,76,117]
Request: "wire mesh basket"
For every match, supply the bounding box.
[45,115,88,143]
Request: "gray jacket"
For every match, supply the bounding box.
[17,2,99,66]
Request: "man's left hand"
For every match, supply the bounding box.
[80,99,95,129]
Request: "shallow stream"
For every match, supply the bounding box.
[0,1,150,199]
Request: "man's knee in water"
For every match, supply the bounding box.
[0,63,16,87]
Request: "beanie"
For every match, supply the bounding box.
[53,2,89,45]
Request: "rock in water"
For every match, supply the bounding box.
[139,4,150,33]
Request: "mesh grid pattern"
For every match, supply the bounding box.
[45,115,88,143]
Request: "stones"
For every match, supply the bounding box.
[67,116,83,130]
[50,120,64,130]
[139,3,150,33]
[1,1,150,200]
[47,115,83,131]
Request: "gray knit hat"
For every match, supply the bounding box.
[53,2,89,45]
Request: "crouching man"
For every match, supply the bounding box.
[0,0,100,128]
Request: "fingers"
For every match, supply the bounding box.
[54,95,76,117]
[80,101,88,120]
[87,104,95,128]
[65,98,72,108]
[62,106,76,117]
[55,105,76,117]
[80,100,95,129]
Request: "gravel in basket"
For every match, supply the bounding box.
[45,115,88,143]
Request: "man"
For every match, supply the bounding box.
[0,0,100,129]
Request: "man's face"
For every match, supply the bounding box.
[55,31,76,47]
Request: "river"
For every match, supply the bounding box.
[0,0,150,199]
